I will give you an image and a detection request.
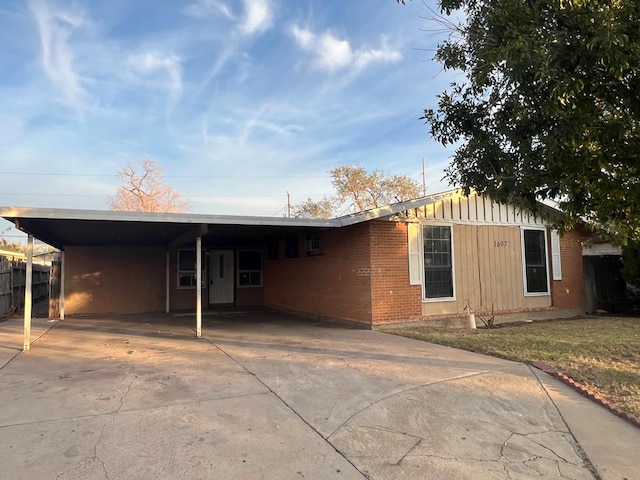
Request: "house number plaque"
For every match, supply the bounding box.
[494,241,508,248]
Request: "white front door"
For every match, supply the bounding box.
[209,250,234,304]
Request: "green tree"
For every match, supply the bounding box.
[109,159,189,213]
[292,165,421,218]
[423,0,640,239]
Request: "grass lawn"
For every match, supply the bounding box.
[382,317,640,418]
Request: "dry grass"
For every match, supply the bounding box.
[383,317,640,418]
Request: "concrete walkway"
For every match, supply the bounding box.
[1,311,638,479]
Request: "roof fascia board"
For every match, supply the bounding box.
[337,194,452,227]
[0,206,340,228]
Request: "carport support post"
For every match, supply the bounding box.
[196,236,202,337]
[23,234,33,351]
[60,250,65,320]
[165,250,170,314]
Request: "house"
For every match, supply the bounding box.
[0,190,586,336]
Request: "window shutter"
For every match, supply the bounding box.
[550,230,562,281]
[407,223,422,285]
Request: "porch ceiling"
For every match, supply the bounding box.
[0,207,338,249]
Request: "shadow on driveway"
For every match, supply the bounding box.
[0,311,600,479]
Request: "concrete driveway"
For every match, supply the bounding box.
[1,310,638,479]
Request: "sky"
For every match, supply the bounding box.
[0,0,461,241]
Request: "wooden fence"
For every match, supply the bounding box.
[0,258,11,317]
[0,259,50,318]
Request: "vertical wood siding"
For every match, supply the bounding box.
[421,193,552,318]
[422,193,547,226]
[423,223,551,317]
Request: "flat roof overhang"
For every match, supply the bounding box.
[0,196,449,249]
[0,207,340,249]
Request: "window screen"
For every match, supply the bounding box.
[238,250,262,287]
[423,226,454,298]
[523,229,549,294]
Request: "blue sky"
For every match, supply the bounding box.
[0,0,459,237]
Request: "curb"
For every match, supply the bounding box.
[530,361,640,429]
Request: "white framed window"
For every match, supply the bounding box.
[408,223,456,301]
[237,250,262,287]
[177,249,205,289]
[521,228,550,295]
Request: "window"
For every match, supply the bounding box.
[522,229,549,294]
[423,225,454,299]
[178,249,205,289]
[306,233,323,256]
[238,250,262,287]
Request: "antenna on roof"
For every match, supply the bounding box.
[422,158,426,197]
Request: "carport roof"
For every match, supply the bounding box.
[0,195,436,249]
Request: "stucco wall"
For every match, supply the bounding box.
[65,246,165,315]
[263,223,373,325]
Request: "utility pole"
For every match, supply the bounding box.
[422,158,427,197]
[287,192,291,218]
[422,158,427,218]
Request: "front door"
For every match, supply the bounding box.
[209,250,234,304]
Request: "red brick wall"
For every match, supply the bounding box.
[551,230,586,311]
[369,221,422,325]
[263,223,373,325]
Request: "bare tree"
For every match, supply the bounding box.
[108,159,189,213]
[292,165,421,218]
[291,197,336,219]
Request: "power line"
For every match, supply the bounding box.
[0,172,329,179]
[0,192,331,198]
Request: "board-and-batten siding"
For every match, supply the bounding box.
[417,194,552,318]
[421,193,546,226]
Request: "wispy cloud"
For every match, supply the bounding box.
[29,0,89,113]
[290,25,401,73]
[128,52,183,100]
[183,0,272,36]
[240,0,273,35]
[182,0,235,20]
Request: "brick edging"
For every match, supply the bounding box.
[530,361,640,429]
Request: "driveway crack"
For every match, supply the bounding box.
[205,337,369,479]
[93,371,135,480]
[325,369,494,440]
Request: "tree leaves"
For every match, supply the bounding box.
[425,0,640,239]
[291,165,421,218]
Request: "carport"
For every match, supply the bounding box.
[0,207,337,350]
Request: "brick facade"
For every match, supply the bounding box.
[263,223,373,326]
[551,230,586,312]
[369,221,422,325]
[263,219,587,327]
